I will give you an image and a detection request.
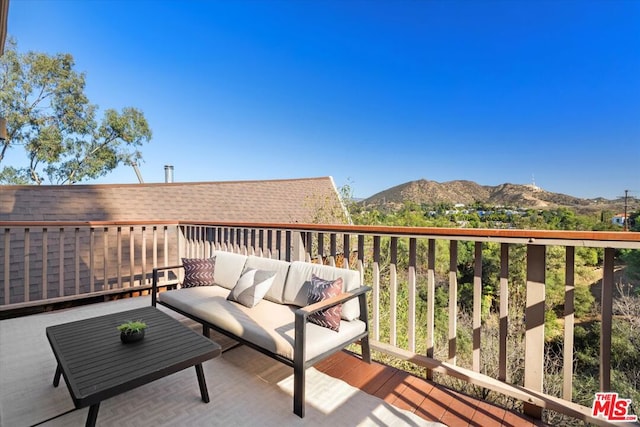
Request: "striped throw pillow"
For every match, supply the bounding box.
[307,274,343,332]
[182,257,216,287]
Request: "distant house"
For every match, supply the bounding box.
[612,213,627,227]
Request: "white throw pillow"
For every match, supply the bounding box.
[227,268,276,308]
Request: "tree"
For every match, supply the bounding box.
[0,39,151,185]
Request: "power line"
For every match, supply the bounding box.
[624,189,629,231]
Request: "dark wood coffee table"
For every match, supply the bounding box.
[46,306,221,427]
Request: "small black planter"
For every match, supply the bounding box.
[120,329,145,344]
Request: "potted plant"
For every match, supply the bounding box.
[117,320,147,343]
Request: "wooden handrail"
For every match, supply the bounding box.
[176,221,640,246]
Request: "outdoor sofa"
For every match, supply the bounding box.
[151,250,371,417]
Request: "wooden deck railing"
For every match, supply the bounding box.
[1,220,639,425]
[1,221,179,308]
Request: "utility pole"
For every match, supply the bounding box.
[623,189,629,232]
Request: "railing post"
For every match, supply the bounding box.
[89,227,95,292]
[142,226,147,286]
[408,237,417,352]
[301,232,310,262]
[426,239,436,380]
[329,233,337,266]
[42,228,48,299]
[250,229,256,256]
[317,233,324,264]
[164,226,170,268]
[524,243,545,419]
[357,234,365,288]
[267,230,273,258]
[74,227,80,295]
[128,227,135,288]
[104,227,110,290]
[372,235,381,341]
[390,237,398,347]
[3,228,9,304]
[343,234,350,269]
[601,247,614,392]
[59,227,65,297]
[117,226,122,288]
[24,228,30,302]
[473,241,482,372]
[448,240,458,365]
[499,243,509,382]
[563,246,575,400]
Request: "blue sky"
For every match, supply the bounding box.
[6,0,640,199]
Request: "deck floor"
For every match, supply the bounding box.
[316,350,547,427]
[1,296,549,427]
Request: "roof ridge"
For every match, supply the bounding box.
[0,176,333,189]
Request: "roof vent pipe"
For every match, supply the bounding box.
[164,165,174,183]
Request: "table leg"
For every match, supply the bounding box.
[195,364,210,403]
[53,364,62,387]
[85,403,100,427]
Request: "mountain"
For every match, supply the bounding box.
[361,179,635,213]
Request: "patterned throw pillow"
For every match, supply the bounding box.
[181,257,216,287]
[307,274,343,332]
[227,268,276,308]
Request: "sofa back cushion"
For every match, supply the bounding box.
[283,261,361,321]
[243,255,291,304]
[212,250,248,289]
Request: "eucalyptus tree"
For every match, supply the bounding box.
[0,39,151,185]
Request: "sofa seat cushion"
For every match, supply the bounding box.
[158,286,366,362]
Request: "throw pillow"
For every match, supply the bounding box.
[227,268,276,308]
[307,274,343,332]
[181,257,216,288]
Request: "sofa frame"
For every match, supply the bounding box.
[151,259,371,418]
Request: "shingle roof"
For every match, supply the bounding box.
[0,176,348,224]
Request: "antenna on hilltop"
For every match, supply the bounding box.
[531,174,536,187]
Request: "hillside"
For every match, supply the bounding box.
[362,179,635,213]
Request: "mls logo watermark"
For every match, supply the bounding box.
[592,392,638,422]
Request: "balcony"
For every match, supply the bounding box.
[1,220,639,426]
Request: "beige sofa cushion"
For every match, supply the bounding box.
[211,250,248,289]
[283,261,361,321]
[243,255,291,304]
[158,286,366,361]
[227,268,276,308]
